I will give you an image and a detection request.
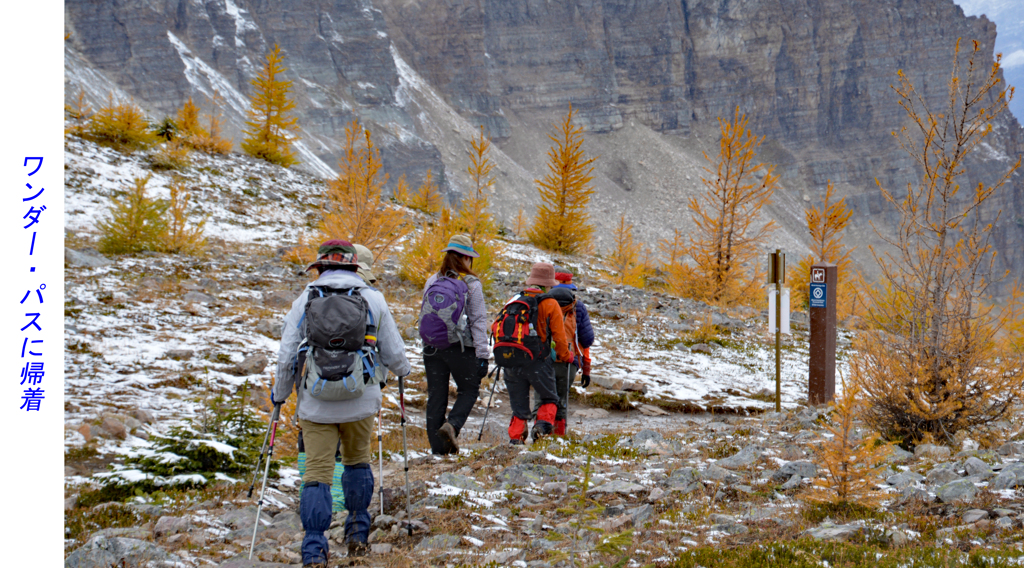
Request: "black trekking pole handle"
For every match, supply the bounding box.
[247,403,281,498]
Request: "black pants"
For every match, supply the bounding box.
[504,357,559,422]
[424,346,481,454]
[533,362,577,421]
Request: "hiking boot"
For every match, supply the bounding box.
[437,422,459,454]
[347,541,369,557]
[303,563,328,568]
[531,420,553,442]
[510,438,525,445]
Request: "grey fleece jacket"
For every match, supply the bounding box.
[274,270,412,424]
[422,273,490,359]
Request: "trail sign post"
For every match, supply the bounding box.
[809,262,837,404]
[767,250,787,412]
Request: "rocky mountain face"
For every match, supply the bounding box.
[64,0,1024,294]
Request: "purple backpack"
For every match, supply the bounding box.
[418,275,475,350]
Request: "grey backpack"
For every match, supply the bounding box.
[297,286,380,402]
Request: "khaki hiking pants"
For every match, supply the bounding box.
[299,416,374,485]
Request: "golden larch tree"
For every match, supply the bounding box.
[176,97,207,141]
[399,206,453,289]
[163,176,207,255]
[404,170,443,216]
[659,228,700,298]
[803,379,892,511]
[241,45,299,167]
[315,121,409,264]
[687,107,778,305]
[527,105,597,255]
[853,39,1024,444]
[454,125,501,288]
[608,214,646,287]
[789,181,860,319]
[87,94,159,152]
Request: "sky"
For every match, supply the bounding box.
[954,0,1024,121]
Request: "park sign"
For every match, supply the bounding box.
[809,263,836,404]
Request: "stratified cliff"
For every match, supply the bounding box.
[64,0,1024,293]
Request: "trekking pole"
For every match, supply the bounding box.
[377,407,384,516]
[246,401,278,499]
[398,374,412,537]
[249,403,281,560]
[477,366,500,441]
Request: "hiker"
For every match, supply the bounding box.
[353,244,377,286]
[418,235,489,455]
[274,240,411,565]
[493,262,573,443]
[533,265,594,435]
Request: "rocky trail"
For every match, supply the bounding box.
[63,136,1024,567]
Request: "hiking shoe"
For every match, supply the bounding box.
[531,420,553,442]
[303,563,327,568]
[347,541,369,557]
[510,439,525,445]
[438,422,459,454]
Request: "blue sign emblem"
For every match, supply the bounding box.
[809,283,826,308]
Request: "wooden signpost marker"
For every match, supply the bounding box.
[767,250,786,412]
[808,262,837,404]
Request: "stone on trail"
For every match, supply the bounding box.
[886,470,925,489]
[573,408,610,419]
[65,248,112,268]
[255,319,284,339]
[216,558,291,568]
[804,523,864,541]
[437,472,484,491]
[915,444,951,461]
[962,509,989,524]
[780,474,802,490]
[701,464,737,482]
[218,506,271,530]
[926,464,961,486]
[715,444,764,469]
[638,404,670,416]
[415,534,461,551]
[964,456,993,477]
[647,487,666,502]
[588,479,645,495]
[234,353,269,376]
[935,479,977,503]
[497,464,572,488]
[771,460,817,481]
[153,515,190,537]
[989,471,1018,491]
[65,536,183,568]
[663,467,698,489]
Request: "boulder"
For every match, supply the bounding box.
[588,480,645,495]
[183,291,216,304]
[437,472,483,491]
[165,349,194,361]
[771,460,817,481]
[263,290,298,309]
[962,509,989,524]
[638,404,670,416]
[234,353,269,376]
[255,319,283,339]
[153,516,190,537]
[915,444,951,461]
[700,464,737,483]
[497,464,572,488]
[590,375,623,390]
[715,444,764,469]
[964,456,993,477]
[689,343,714,355]
[997,442,1024,457]
[100,416,127,440]
[935,479,978,503]
[886,470,924,489]
[926,464,961,486]
[804,523,863,541]
[65,248,112,268]
[414,534,461,550]
[218,506,271,530]
[65,536,181,568]
[664,468,698,489]
[989,471,1017,491]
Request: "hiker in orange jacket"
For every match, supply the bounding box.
[499,262,573,443]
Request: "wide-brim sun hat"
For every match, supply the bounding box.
[353,243,376,283]
[306,239,359,272]
[525,262,557,287]
[441,234,479,258]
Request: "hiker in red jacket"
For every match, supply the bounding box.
[535,265,594,435]
[495,262,573,443]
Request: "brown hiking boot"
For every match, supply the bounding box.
[438,422,459,454]
[347,541,369,557]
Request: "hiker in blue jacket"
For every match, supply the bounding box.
[274,240,411,565]
[550,265,594,434]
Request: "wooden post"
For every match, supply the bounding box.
[808,262,837,404]
[768,250,785,412]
